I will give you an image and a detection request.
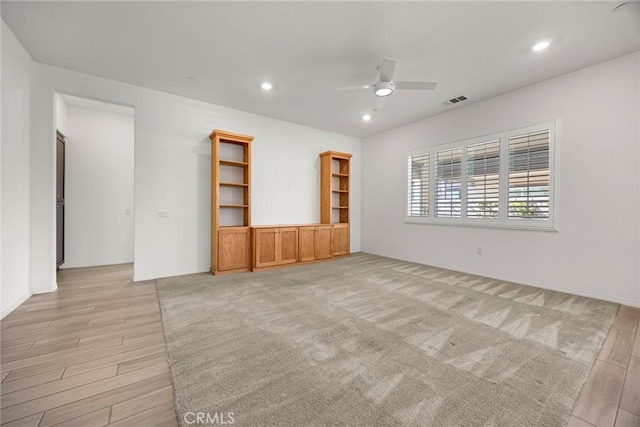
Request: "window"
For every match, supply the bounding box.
[435,147,462,218]
[405,121,556,230]
[507,129,550,220]
[466,139,500,219]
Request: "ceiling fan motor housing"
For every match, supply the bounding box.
[375,80,395,97]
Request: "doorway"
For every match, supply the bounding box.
[56,130,65,268]
[55,94,135,270]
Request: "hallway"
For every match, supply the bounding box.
[0,265,177,426]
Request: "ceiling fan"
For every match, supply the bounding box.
[337,58,437,111]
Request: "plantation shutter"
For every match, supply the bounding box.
[466,140,500,218]
[435,147,462,218]
[508,130,550,219]
[407,153,429,217]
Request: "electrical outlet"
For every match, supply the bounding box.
[476,247,483,255]
[125,209,131,215]
[286,184,294,193]
[157,209,170,218]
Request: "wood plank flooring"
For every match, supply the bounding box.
[1,263,639,427]
[573,305,640,427]
[0,264,177,426]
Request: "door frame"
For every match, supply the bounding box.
[56,130,66,268]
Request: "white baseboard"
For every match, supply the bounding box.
[60,259,134,269]
[1,292,32,319]
[134,266,210,282]
[33,280,58,295]
[458,268,639,308]
[364,251,640,308]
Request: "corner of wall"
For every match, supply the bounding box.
[1,291,32,319]
[1,18,37,315]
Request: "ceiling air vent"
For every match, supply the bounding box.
[443,95,468,106]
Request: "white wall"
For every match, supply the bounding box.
[62,105,134,268]
[1,10,3,316]
[29,63,361,286]
[55,94,68,135]
[1,20,33,316]
[363,52,640,307]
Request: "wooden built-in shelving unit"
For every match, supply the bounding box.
[210,132,351,275]
[320,151,352,257]
[320,151,352,224]
[210,130,253,274]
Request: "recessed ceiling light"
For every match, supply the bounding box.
[362,114,372,122]
[261,82,273,91]
[532,40,550,52]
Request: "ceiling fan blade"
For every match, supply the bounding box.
[395,81,438,90]
[379,58,396,82]
[336,84,373,91]
[373,95,388,111]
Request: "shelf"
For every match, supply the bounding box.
[211,129,253,274]
[321,150,351,227]
[220,159,248,167]
[219,182,248,187]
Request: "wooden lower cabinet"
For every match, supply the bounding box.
[332,223,350,256]
[251,224,345,272]
[217,227,251,273]
[299,225,333,262]
[298,227,315,262]
[253,227,298,269]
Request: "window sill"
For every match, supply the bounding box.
[404,218,558,232]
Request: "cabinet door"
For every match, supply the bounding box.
[332,224,349,256]
[254,228,278,268]
[278,227,298,265]
[298,227,316,262]
[218,228,250,271]
[315,226,333,260]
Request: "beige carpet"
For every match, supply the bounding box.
[156,253,617,427]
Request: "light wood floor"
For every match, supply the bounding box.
[1,264,638,427]
[571,304,640,427]
[0,264,177,426]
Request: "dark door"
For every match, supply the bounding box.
[56,131,65,268]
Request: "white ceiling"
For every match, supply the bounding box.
[3,1,639,138]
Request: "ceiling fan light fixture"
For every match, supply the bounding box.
[374,81,394,97]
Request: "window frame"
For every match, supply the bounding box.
[404,120,557,231]
[406,150,431,219]
[406,148,431,224]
